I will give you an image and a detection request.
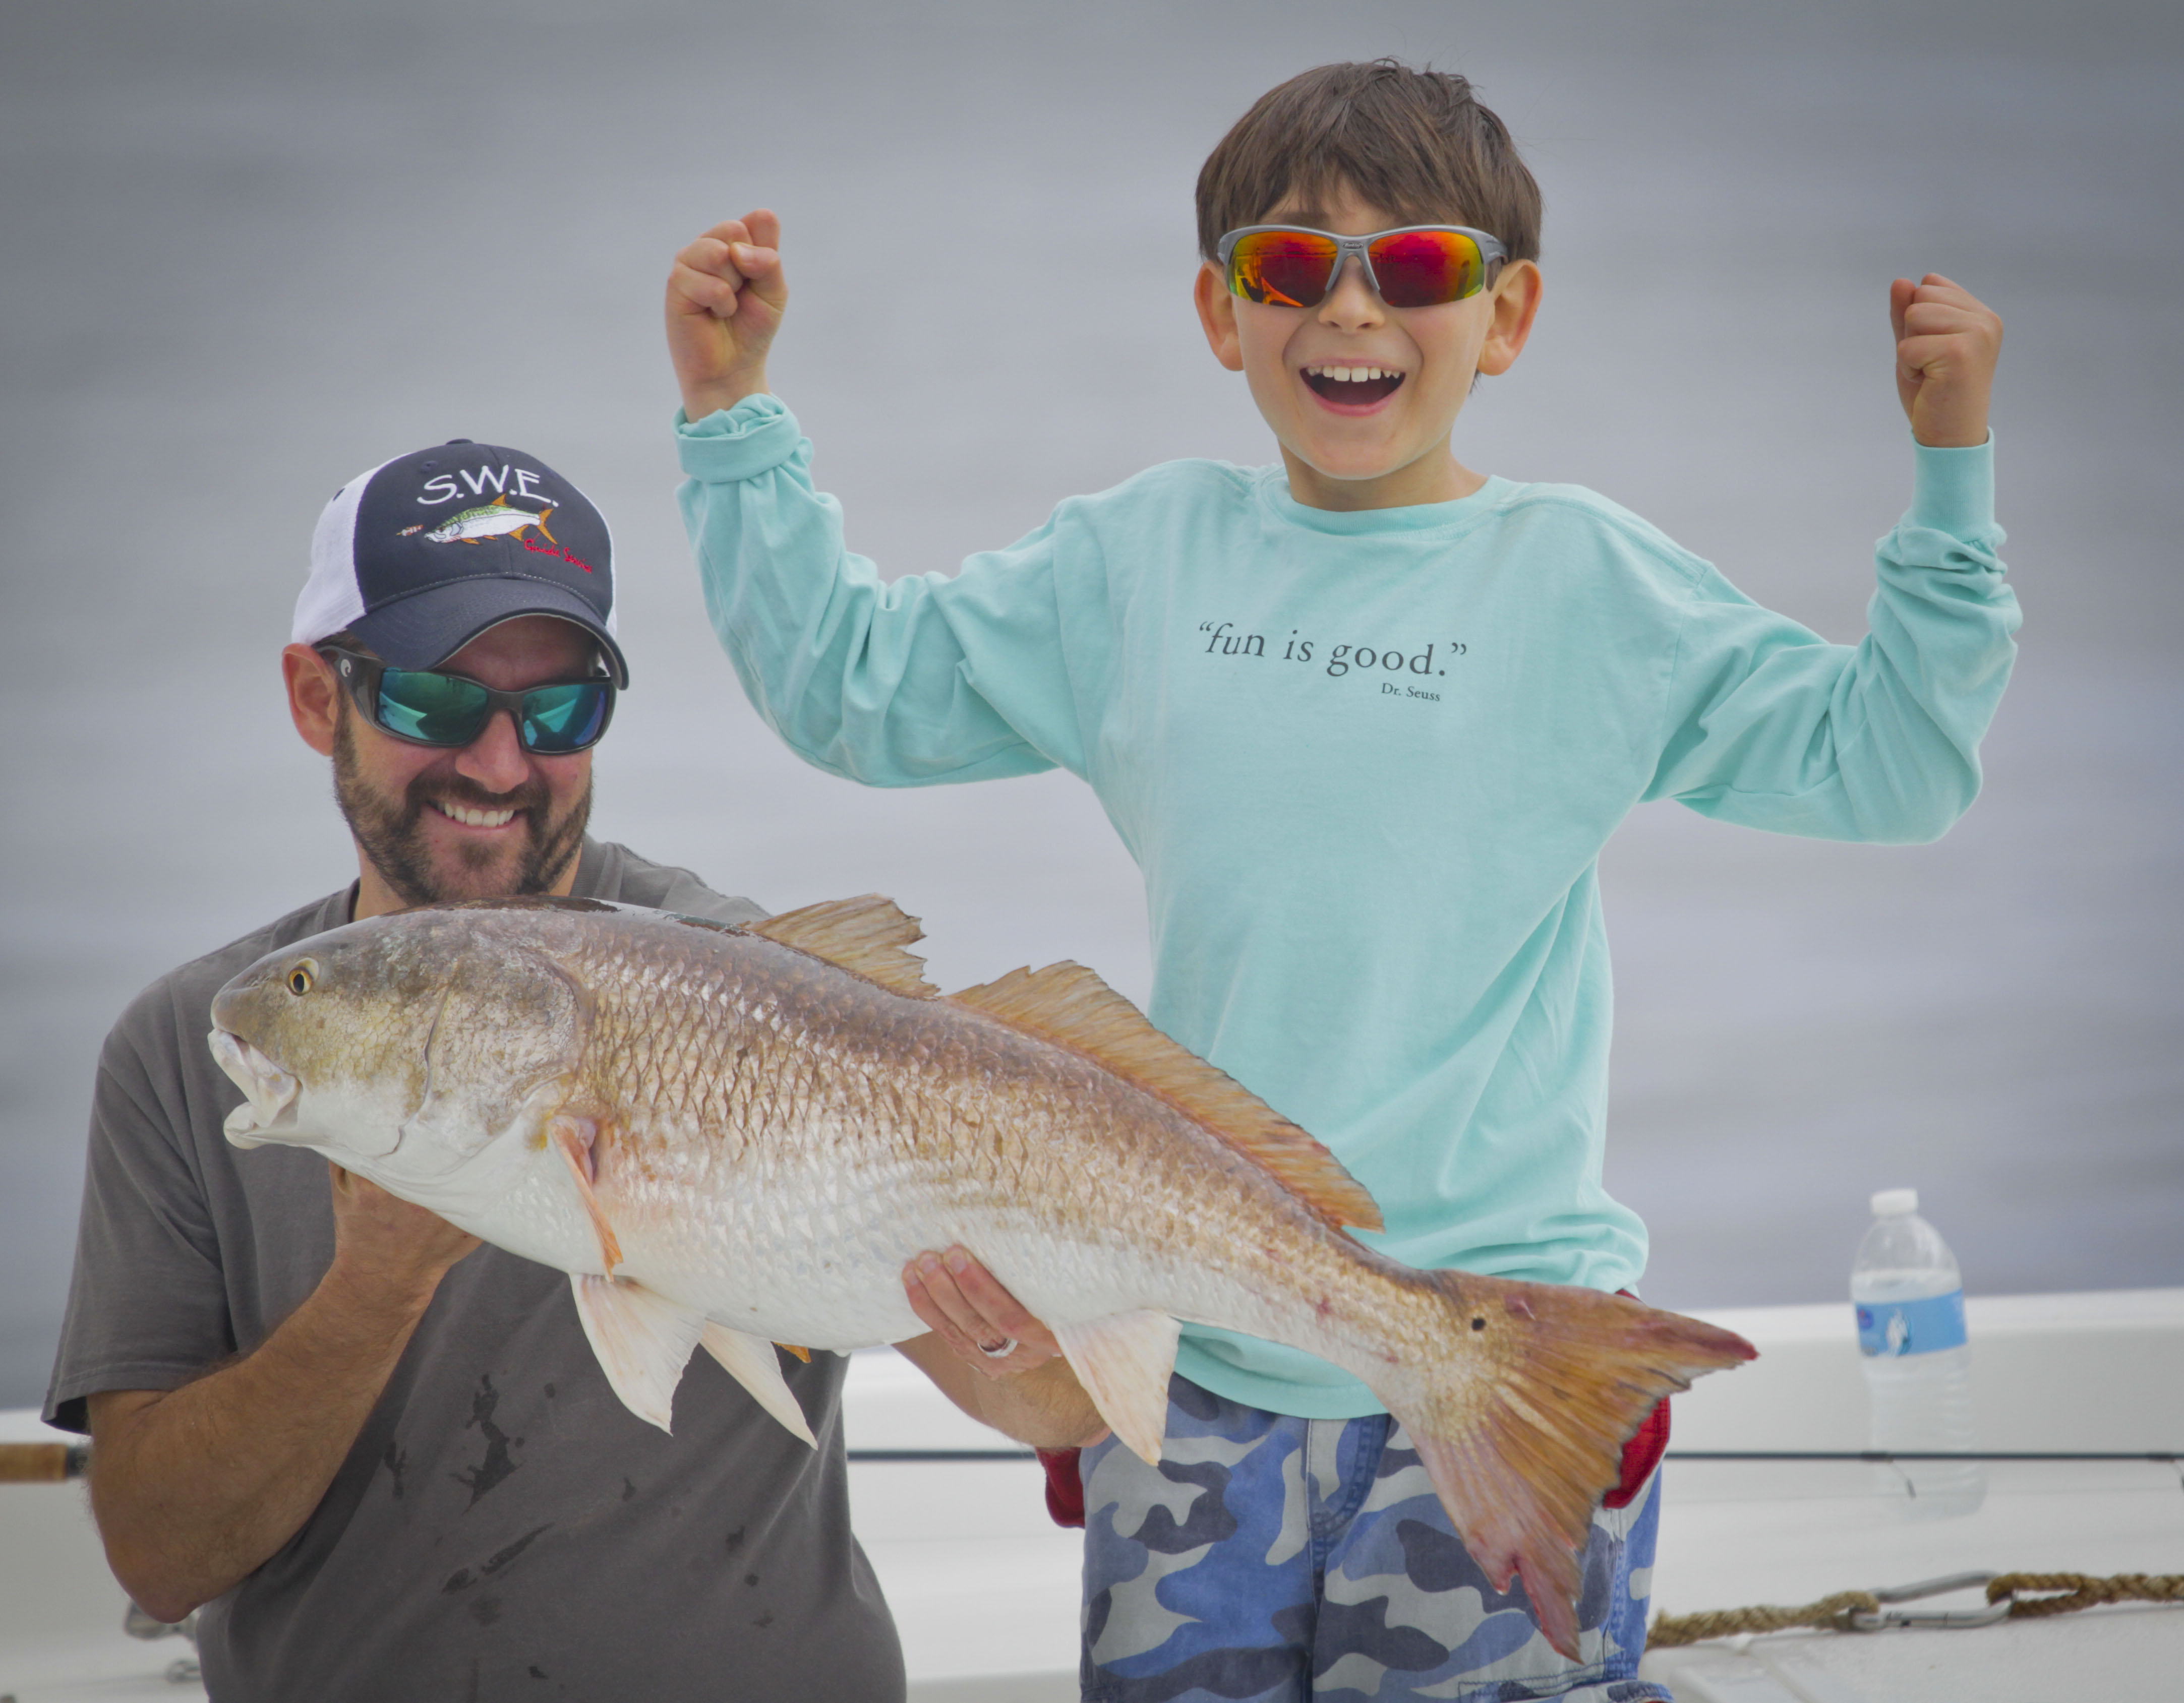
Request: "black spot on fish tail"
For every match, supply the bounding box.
[528,1667,548,1681]
[382,1438,409,1500]
[723,1525,744,1552]
[543,1383,556,1398]
[453,1374,522,1507]
[745,1572,759,1587]
[754,1611,774,1628]
[468,1597,503,1627]
[621,1477,637,1502]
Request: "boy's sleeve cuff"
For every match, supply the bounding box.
[675,393,802,482]
[1908,433,1995,536]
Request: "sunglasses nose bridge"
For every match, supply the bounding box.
[451,703,534,788]
[1321,242,1385,317]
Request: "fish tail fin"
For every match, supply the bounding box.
[1375,1276,1754,1660]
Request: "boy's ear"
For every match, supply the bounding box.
[1193,264,1245,372]
[1475,260,1544,379]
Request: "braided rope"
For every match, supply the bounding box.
[1647,1592,1880,1648]
[1987,1572,2184,1619]
[1649,1573,2184,1648]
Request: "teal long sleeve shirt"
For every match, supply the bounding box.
[677,397,2019,1418]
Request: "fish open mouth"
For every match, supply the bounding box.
[209,1029,300,1147]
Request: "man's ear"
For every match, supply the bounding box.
[1193,264,1244,372]
[283,643,341,758]
[1475,260,1543,379]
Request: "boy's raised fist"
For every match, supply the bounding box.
[1890,273,2001,450]
[668,210,786,421]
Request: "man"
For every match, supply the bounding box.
[44,438,1097,1700]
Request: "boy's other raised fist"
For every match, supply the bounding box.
[668,210,786,421]
[1890,273,2001,450]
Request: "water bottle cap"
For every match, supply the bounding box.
[1870,1187,1919,1217]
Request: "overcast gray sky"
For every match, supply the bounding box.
[3,0,2178,1404]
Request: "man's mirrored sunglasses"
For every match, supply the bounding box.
[319,646,616,755]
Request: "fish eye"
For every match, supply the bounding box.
[286,960,318,996]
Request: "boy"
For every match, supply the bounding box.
[663,59,2013,1703]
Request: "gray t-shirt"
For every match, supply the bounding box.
[46,839,905,1701]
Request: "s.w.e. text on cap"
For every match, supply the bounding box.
[294,439,628,686]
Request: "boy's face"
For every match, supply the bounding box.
[1194,179,1541,510]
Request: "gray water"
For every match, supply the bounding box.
[3,0,2178,1406]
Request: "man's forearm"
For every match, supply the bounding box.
[90,1265,435,1621]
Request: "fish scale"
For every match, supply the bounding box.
[208,891,1753,1657]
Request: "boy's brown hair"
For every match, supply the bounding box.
[1196,60,1542,265]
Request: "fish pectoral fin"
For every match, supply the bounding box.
[569,1274,705,1434]
[699,1323,818,1448]
[551,1116,622,1272]
[1051,1310,1180,1467]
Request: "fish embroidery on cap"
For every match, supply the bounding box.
[398,494,560,548]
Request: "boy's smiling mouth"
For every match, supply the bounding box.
[1301,361,1405,408]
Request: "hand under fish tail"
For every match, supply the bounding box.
[1370,1275,1755,1659]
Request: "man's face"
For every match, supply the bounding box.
[1197,179,1537,507]
[330,616,598,906]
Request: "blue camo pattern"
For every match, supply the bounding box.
[1081,1377,1667,1702]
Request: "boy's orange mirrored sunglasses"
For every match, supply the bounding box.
[1218,224,1508,310]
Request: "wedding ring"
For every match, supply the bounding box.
[977,1336,1021,1360]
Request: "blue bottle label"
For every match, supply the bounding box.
[1856,1289,1967,1357]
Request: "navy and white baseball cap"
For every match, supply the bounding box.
[293,440,628,687]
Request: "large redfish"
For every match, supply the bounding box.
[208,894,1751,1653]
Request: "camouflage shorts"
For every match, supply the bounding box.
[1080,1376,1667,1702]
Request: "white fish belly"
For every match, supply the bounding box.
[608,1154,1361,1368]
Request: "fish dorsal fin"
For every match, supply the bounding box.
[946,963,1383,1232]
[743,895,938,999]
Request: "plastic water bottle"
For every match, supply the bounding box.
[1852,1188,1984,1517]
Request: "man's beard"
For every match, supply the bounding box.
[332,708,590,907]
